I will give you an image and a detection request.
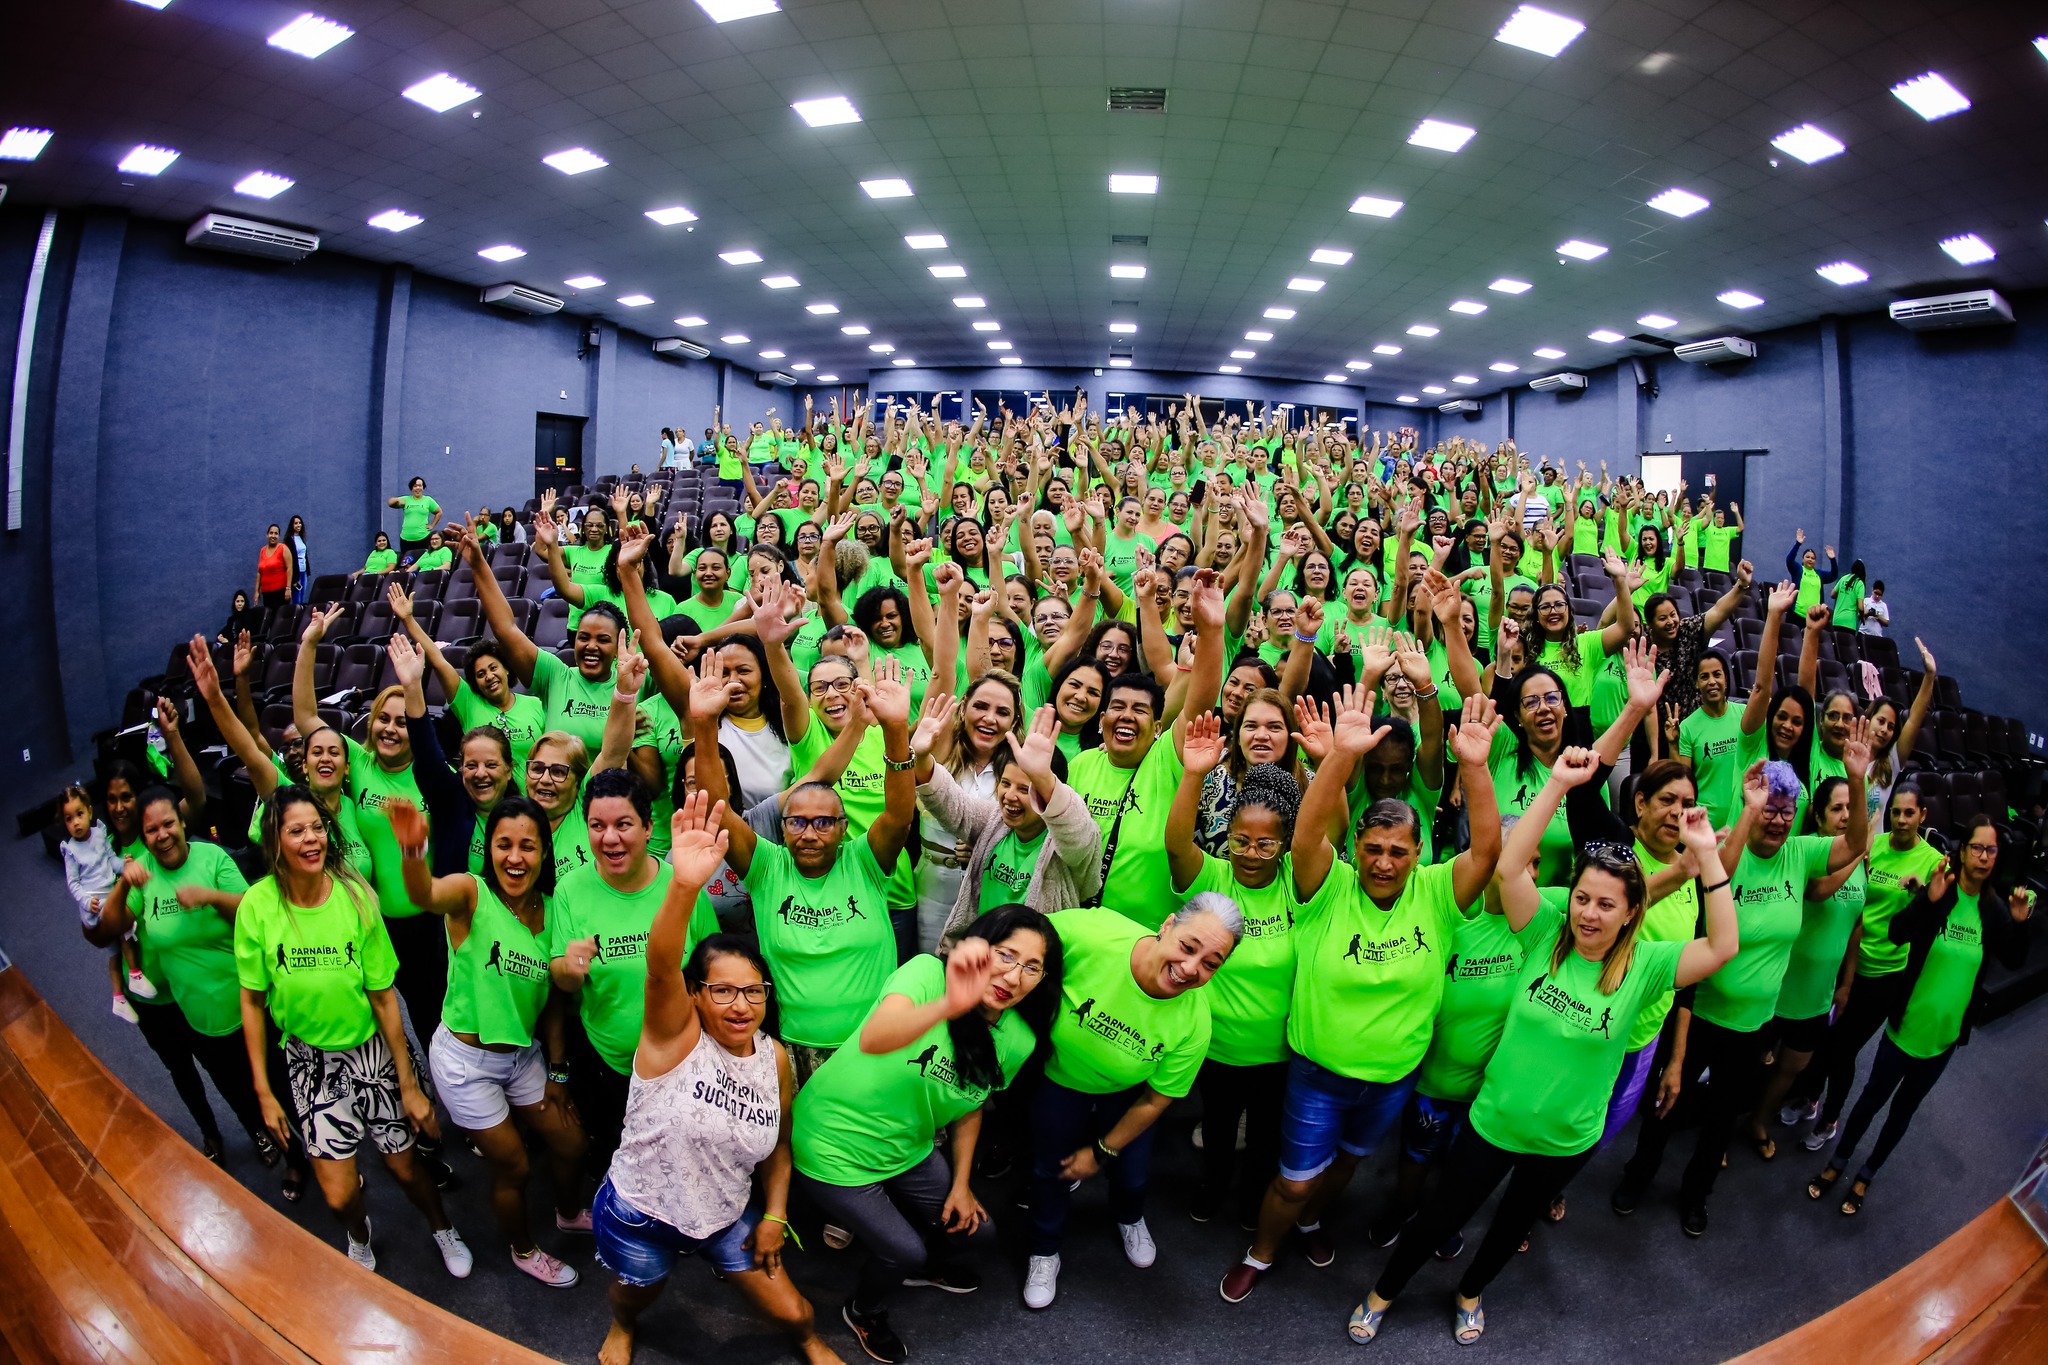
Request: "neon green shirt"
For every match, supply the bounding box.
[234,874,396,1052]
[1043,908,1211,1098]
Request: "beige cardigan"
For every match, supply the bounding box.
[917,763,1104,946]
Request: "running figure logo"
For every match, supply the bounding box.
[343,942,357,967]
[275,943,288,973]
[1070,997,1095,1025]
[485,940,504,975]
[589,934,607,963]
[907,1044,939,1076]
[1343,933,1363,963]
[1411,925,1428,953]
[1594,1006,1613,1038]
[1525,973,1547,1003]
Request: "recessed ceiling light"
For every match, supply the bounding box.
[1637,313,1678,329]
[1448,300,1487,314]
[1109,322,1138,334]
[1557,239,1607,260]
[929,264,967,278]
[761,275,799,289]
[1287,277,1326,293]
[402,73,480,112]
[1494,4,1586,57]
[1716,290,1765,308]
[0,127,53,161]
[1245,330,1273,342]
[233,170,294,198]
[1588,328,1624,342]
[791,363,814,372]
[1647,187,1710,218]
[1231,349,1257,359]
[892,357,916,366]
[694,0,780,22]
[478,244,526,262]
[1346,359,1372,370]
[792,95,860,127]
[1422,385,1447,394]
[1452,375,1479,385]
[1891,71,1970,121]
[1490,362,1520,372]
[1489,277,1532,294]
[861,177,913,198]
[1406,324,1439,337]
[645,206,697,225]
[1397,395,1419,403]
[618,294,654,307]
[565,275,605,289]
[806,302,839,315]
[1219,365,1243,374]
[1533,346,1567,359]
[868,342,894,352]
[1408,118,1476,152]
[818,373,839,381]
[1263,307,1296,320]
[1322,373,1347,382]
[127,0,174,7]
[721,333,750,344]
[1109,173,1158,194]
[1110,357,1133,368]
[998,356,1022,366]
[758,349,785,359]
[1939,233,1994,265]
[841,325,870,335]
[973,320,1000,332]
[1310,248,1354,266]
[1349,195,1404,217]
[367,208,421,232]
[952,296,985,308]
[675,315,707,327]
[118,144,179,175]
[719,250,762,265]
[1815,261,1869,286]
[2035,36,2048,61]
[1772,123,1845,164]
[988,341,1012,350]
[1374,343,1402,355]
[267,13,353,58]
[1110,264,1147,279]
[904,233,947,250]
[543,147,608,175]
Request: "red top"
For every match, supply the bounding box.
[257,543,291,592]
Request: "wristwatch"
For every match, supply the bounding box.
[886,753,917,772]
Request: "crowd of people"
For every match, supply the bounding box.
[62,391,2037,1362]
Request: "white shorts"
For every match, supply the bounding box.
[430,1023,545,1132]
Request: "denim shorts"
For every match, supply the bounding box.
[1400,1091,1470,1166]
[592,1177,757,1283]
[1276,1055,1417,1181]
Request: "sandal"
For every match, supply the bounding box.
[1347,1302,1387,1344]
[1454,1300,1485,1345]
[1545,1195,1567,1224]
[1806,1167,1842,1201]
[1840,1177,1869,1217]
[281,1166,308,1203]
[1753,1134,1778,1162]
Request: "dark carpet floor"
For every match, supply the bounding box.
[5,825,2043,1365]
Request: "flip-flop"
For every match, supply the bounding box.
[1454,1301,1485,1345]
[1348,1302,1387,1344]
[1754,1134,1778,1162]
[1545,1195,1567,1223]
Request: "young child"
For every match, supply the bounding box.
[60,785,153,1023]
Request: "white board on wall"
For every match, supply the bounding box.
[1640,453,1682,495]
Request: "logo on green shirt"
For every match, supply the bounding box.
[485,940,550,981]
[275,940,354,973]
[773,893,868,928]
[1342,925,1428,963]
[589,930,648,964]
[1525,973,1615,1037]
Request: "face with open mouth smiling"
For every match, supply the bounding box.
[1099,685,1157,763]
[487,813,545,900]
[1235,699,1290,768]
[1138,909,1236,998]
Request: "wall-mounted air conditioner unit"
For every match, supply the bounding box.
[760,371,798,388]
[653,338,710,360]
[185,213,318,262]
[1888,289,2012,331]
[1528,372,1588,392]
[1673,336,1756,364]
[1438,399,1480,414]
[480,284,564,315]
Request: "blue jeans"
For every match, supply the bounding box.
[592,1177,756,1283]
[1276,1055,1416,1181]
[1028,1080,1156,1255]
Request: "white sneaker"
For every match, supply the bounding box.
[433,1227,474,1278]
[111,993,140,1024]
[1780,1099,1819,1127]
[513,1247,579,1287]
[1118,1218,1157,1269]
[1023,1253,1060,1309]
[346,1218,376,1272]
[126,968,158,999]
[1802,1120,1838,1153]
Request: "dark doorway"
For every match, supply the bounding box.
[1676,449,1755,557]
[535,413,585,498]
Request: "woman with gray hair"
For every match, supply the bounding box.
[1021,893,1242,1310]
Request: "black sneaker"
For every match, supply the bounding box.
[902,1264,980,1294]
[1610,1175,1646,1217]
[842,1301,907,1363]
[1433,1230,1466,1261]
[1680,1203,1709,1238]
[1366,1210,1412,1248]
[1189,1187,1221,1224]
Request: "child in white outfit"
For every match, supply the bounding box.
[60,785,154,1023]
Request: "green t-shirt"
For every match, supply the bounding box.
[1860,839,1945,977]
[636,695,687,857]
[233,874,396,1052]
[247,770,372,880]
[1832,576,1865,630]
[1535,630,1608,709]
[788,720,916,911]
[1043,908,1211,1098]
[1183,855,1299,1067]
[1694,834,1835,1032]
[1286,860,1466,1081]
[411,546,453,572]
[444,883,554,1047]
[1067,740,1185,927]
[980,826,1047,910]
[1679,705,1745,828]
[748,836,896,1048]
[1701,525,1737,573]
[1101,529,1156,595]
[561,544,610,589]
[541,810,595,884]
[874,640,934,714]
[396,494,441,542]
[1795,565,1825,615]
[683,588,741,634]
[529,649,636,757]
[1467,895,1685,1156]
[547,859,717,1073]
[1888,893,1983,1058]
[346,738,426,920]
[130,842,249,1037]
[1464,573,1534,653]
[1776,862,1867,1022]
[1413,907,1524,1103]
[792,955,1034,1184]
[1488,727,1574,888]
[1627,839,1699,1051]
[451,683,547,773]
[363,548,397,574]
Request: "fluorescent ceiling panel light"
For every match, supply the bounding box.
[477,244,526,262]
[762,275,799,288]
[1345,359,1372,370]
[1108,174,1158,193]
[1495,5,1585,57]
[1772,123,1845,164]
[1324,373,1348,382]
[1397,395,1418,403]
[791,363,814,372]
[861,177,913,198]
[1231,349,1256,359]
[1408,118,1476,152]
[818,373,839,381]
[841,324,871,335]
[128,0,174,7]
[118,144,179,175]
[904,233,946,249]
[1489,277,1532,294]
[0,127,53,160]
[1263,307,1296,320]
[1245,330,1273,341]
[233,170,293,198]
[564,275,604,289]
[1219,365,1242,374]
[2035,36,2048,61]
[929,264,967,278]
[1490,362,1520,372]
[806,302,839,314]
[1374,343,1402,355]
[1423,385,1447,394]
[1815,261,1868,285]
[1406,324,1439,337]
[892,357,916,366]
[1636,313,1678,328]
[1891,71,1970,121]
[267,13,352,58]
[1557,239,1607,259]
[721,333,750,344]
[403,73,480,112]
[1717,290,1765,308]
[1451,375,1478,385]
[1533,346,1567,359]
[675,315,707,326]
[719,250,762,265]
[972,321,1000,331]
[1110,358,1133,368]
[1939,233,1994,265]
[543,147,608,174]
[617,294,653,306]
[1588,329,1625,342]
[694,0,780,21]
[645,206,697,225]
[1349,195,1404,217]
[1310,248,1353,265]
[1109,322,1137,334]
[792,96,860,127]
[1448,300,1488,314]
[1287,276,1326,292]
[367,208,421,232]
[758,349,784,358]
[953,296,985,308]
[988,341,1012,350]
[868,342,894,352]
[1110,264,1146,278]
[1647,187,1710,217]
[998,357,1021,366]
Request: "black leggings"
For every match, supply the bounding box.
[1373,1128,1592,1302]
[1195,1058,1287,1224]
[1622,1016,1768,1208]
[795,1149,996,1313]
[1831,1036,1953,1179]
[383,913,448,1053]
[567,1017,631,1179]
[134,1001,223,1141]
[1801,970,1908,1125]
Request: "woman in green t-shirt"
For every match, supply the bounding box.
[791,908,1061,1361]
[356,531,398,578]
[391,587,545,772]
[409,530,453,573]
[392,796,588,1287]
[387,475,441,560]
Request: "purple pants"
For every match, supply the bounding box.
[1600,1044,1657,1148]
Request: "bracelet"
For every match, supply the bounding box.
[1095,1137,1122,1162]
[402,843,429,861]
[613,690,639,703]
[885,752,917,772]
[762,1215,805,1250]
[1700,879,1730,895]
[546,1066,570,1084]
[1414,685,1439,699]
[1293,629,1319,643]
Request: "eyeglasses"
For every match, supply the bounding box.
[1520,691,1565,712]
[1760,806,1798,823]
[781,814,847,834]
[526,761,575,782]
[991,946,1044,980]
[702,983,772,1005]
[1226,833,1283,857]
[810,676,856,695]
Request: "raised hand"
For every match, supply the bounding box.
[1332,696,1390,759]
[1293,695,1334,762]
[1767,580,1797,615]
[1735,559,1754,590]
[1925,856,1954,904]
[1621,637,1668,711]
[1915,636,1936,674]
[386,632,425,687]
[233,629,256,679]
[911,688,958,756]
[866,655,912,728]
[2009,887,2036,923]
[616,522,651,571]
[1676,804,1718,856]
[1446,693,1502,768]
[1013,706,1060,785]
[386,581,414,621]
[615,631,649,697]
[687,656,732,722]
[1805,602,1830,628]
[1551,745,1601,788]
[386,798,429,854]
[1662,701,1682,744]
[1840,714,1872,780]
[1191,567,1225,630]
[1181,710,1228,774]
[1740,759,1768,813]
[186,635,223,701]
[944,937,998,1016]
[968,587,995,619]
[302,603,345,644]
[667,790,731,886]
